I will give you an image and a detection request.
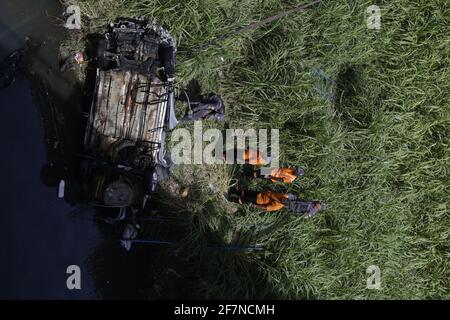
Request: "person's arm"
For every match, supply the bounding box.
[303,204,319,218]
[209,96,224,111]
[210,113,225,121]
[249,203,268,210]
[269,175,284,182]
[265,202,285,212]
[271,170,297,183]
[287,193,297,201]
[192,102,214,112]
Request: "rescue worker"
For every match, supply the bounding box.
[228,188,324,217]
[179,93,225,122]
[223,149,271,165]
[246,166,305,183]
[242,149,269,165]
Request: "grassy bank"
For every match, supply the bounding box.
[63,0,450,299]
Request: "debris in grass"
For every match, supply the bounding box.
[179,186,189,198]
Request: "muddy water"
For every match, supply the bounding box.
[0,0,192,300]
[0,0,98,299]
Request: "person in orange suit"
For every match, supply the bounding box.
[247,166,305,183]
[252,191,289,212]
[242,149,269,165]
[228,188,324,217]
[222,149,271,165]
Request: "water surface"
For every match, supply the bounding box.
[0,0,98,299]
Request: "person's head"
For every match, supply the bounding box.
[296,167,305,177]
[312,201,325,211]
[302,201,325,218]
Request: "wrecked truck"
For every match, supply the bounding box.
[81,19,178,209]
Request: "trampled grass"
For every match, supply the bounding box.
[63,0,450,299]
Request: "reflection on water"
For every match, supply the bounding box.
[0,0,99,299]
[0,0,192,300]
[0,78,98,299]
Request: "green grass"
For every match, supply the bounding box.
[63,0,450,299]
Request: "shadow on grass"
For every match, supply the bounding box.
[149,178,295,299]
[334,64,373,129]
[86,207,196,299]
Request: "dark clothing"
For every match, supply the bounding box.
[243,166,261,178]
[242,190,259,203]
[228,188,258,204]
[180,94,225,122]
[288,200,321,217]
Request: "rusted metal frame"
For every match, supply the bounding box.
[85,69,102,149]
[114,71,128,138]
[102,75,113,135]
[122,73,134,139]
[150,82,169,159]
[125,74,141,140]
[138,78,151,141]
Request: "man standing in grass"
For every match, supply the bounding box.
[228,189,324,217]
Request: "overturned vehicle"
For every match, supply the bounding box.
[82,19,178,210]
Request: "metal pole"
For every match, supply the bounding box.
[189,0,322,52]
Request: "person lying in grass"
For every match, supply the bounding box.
[179,94,225,122]
[228,188,324,217]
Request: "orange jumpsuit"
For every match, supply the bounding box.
[243,150,267,165]
[255,192,288,212]
[268,168,298,183]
